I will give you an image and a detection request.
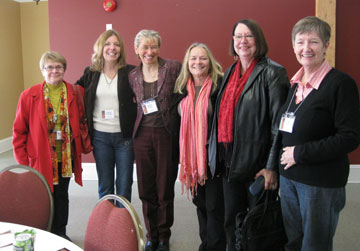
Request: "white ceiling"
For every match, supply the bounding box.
[13,0,48,2]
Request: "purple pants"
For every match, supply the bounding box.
[133,126,178,241]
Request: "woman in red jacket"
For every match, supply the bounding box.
[12,51,85,240]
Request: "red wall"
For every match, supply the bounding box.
[336,0,360,163]
[48,0,360,163]
[48,0,313,82]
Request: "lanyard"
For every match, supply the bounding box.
[284,84,311,115]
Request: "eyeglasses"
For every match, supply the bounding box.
[233,34,254,41]
[44,65,64,72]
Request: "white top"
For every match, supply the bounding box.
[93,73,121,133]
[0,222,83,251]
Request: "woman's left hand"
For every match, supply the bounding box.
[255,169,278,190]
[281,146,296,170]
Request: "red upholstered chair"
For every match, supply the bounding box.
[84,194,145,251]
[0,165,54,231]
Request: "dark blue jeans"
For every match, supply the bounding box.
[280,175,345,251]
[92,129,134,202]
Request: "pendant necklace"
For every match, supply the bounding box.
[104,72,117,86]
[52,94,62,124]
[46,85,62,124]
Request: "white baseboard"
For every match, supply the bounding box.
[80,163,360,183]
[81,163,138,181]
[0,137,12,154]
[348,165,360,183]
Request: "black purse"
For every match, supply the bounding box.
[235,190,287,251]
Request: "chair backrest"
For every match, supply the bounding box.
[0,165,54,231]
[84,194,145,251]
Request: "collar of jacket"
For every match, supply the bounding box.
[220,56,268,101]
[132,57,168,101]
[28,80,75,139]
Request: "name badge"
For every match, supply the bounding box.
[102,109,115,119]
[141,98,158,115]
[279,112,295,133]
[56,130,62,140]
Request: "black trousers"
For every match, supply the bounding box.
[193,175,226,251]
[51,163,71,236]
[222,177,260,251]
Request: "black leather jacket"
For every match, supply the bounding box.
[208,57,289,182]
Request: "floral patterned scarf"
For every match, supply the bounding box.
[43,83,72,185]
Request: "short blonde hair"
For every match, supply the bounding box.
[174,43,223,94]
[91,29,127,71]
[39,51,67,71]
[134,29,162,49]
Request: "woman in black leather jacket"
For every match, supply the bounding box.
[207,19,289,251]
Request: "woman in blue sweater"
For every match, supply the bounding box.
[279,16,360,251]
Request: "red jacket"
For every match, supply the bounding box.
[12,81,83,191]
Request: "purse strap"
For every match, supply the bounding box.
[256,190,280,214]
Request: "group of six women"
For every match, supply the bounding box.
[12,16,360,251]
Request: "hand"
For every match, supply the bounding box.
[255,168,278,190]
[281,146,296,170]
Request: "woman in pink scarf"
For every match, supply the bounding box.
[174,43,225,251]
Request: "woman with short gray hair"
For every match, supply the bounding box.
[129,29,181,251]
[279,16,360,251]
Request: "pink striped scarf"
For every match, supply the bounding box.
[179,76,212,198]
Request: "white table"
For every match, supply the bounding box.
[0,222,83,251]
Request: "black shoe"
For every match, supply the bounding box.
[145,240,159,251]
[156,240,169,251]
[60,234,72,242]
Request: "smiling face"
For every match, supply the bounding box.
[135,38,160,66]
[41,60,65,85]
[293,30,329,72]
[188,46,210,80]
[102,35,121,64]
[233,23,256,61]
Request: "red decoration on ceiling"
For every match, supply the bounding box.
[103,0,116,12]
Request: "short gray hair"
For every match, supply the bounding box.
[292,16,331,45]
[134,29,161,48]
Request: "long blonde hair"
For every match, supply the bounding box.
[90,29,127,72]
[174,43,223,94]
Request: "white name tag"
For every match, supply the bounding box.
[279,112,295,133]
[141,98,158,115]
[56,130,62,140]
[102,109,115,119]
